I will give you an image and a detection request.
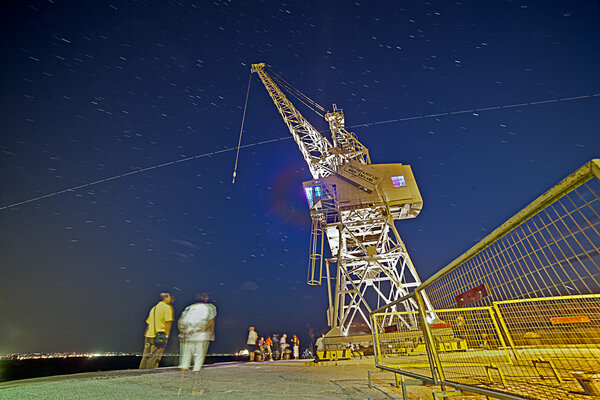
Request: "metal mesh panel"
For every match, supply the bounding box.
[373,299,600,399]
[427,176,600,310]
[433,301,600,399]
[432,308,512,381]
[371,310,435,380]
[494,294,600,373]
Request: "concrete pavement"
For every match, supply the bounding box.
[0,357,444,399]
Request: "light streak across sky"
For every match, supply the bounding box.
[2,92,597,212]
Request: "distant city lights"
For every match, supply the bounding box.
[1,352,234,360]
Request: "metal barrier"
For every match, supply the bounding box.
[494,294,600,373]
[370,159,600,400]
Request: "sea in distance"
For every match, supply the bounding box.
[0,354,247,383]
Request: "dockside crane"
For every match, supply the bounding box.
[251,63,432,337]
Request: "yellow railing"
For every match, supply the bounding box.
[373,295,600,399]
[493,294,600,371]
[370,159,600,400]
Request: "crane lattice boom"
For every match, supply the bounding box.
[251,63,370,179]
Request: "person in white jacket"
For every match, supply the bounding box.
[177,293,217,395]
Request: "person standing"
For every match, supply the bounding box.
[264,336,273,361]
[139,292,174,369]
[307,326,316,356]
[316,334,325,352]
[455,314,466,339]
[177,293,217,395]
[272,334,280,360]
[247,326,258,361]
[280,333,288,358]
[291,334,300,359]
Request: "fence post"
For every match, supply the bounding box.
[415,289,445,383]
[492,302,520,361]
[371,313,383,366]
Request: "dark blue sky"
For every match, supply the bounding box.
[1,0,598,355]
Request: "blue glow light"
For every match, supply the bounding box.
[304,187,314,207]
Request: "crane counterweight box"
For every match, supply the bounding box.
[302,161,423,220]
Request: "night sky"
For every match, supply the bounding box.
[1,1,599,356]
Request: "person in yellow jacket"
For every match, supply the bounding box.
[139,292,174,369]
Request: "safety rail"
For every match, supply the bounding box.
[307,181,338,286]
[370,159,600,400]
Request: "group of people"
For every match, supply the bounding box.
[246,326,301,360]
[137,293,318,394]
[138,292,217,395]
